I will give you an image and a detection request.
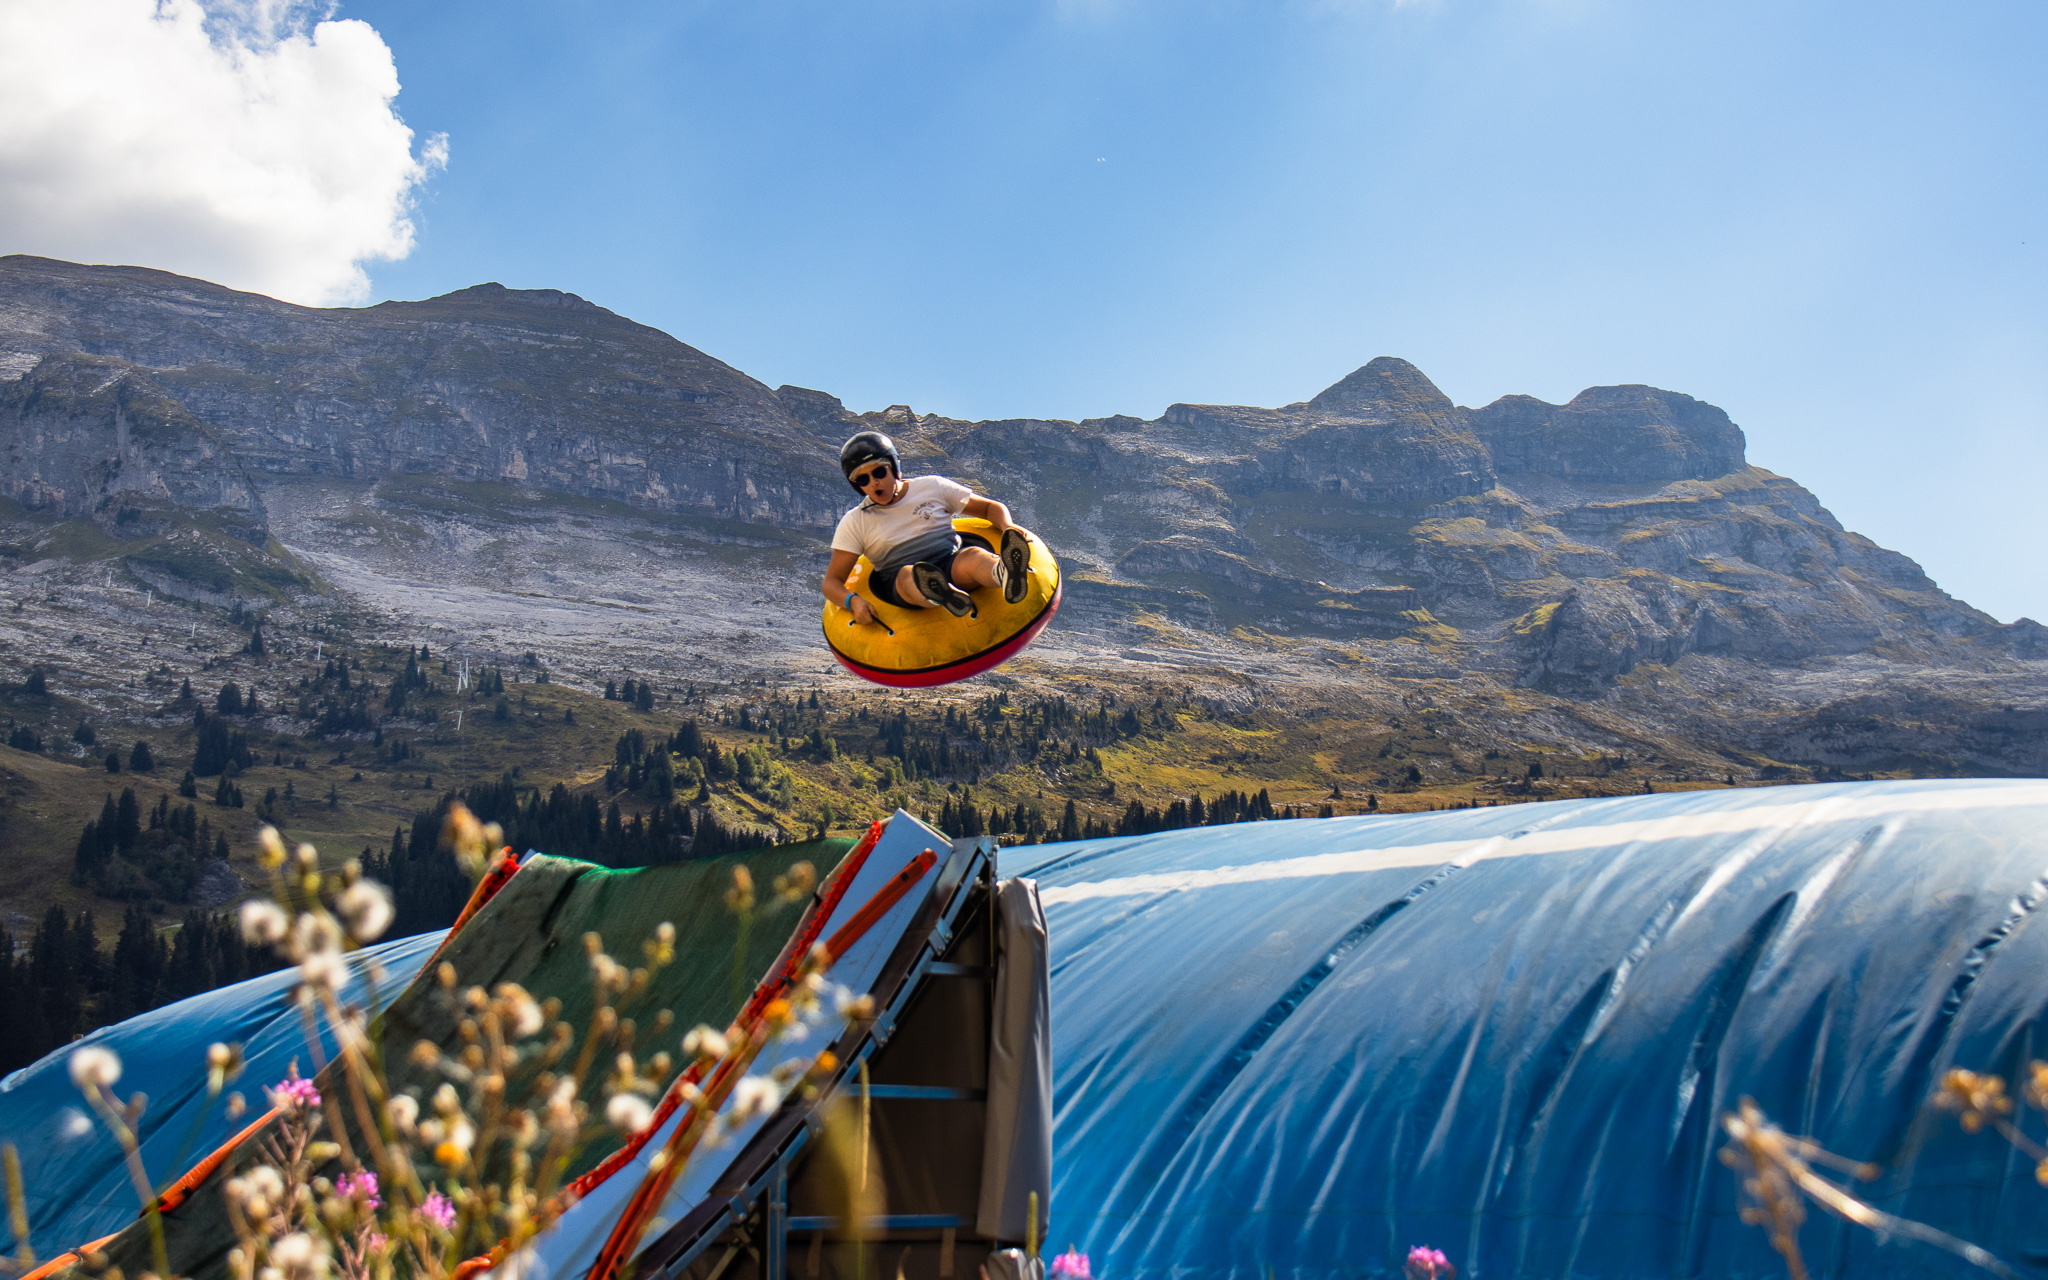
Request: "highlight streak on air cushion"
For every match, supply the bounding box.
[1036,782,2048,905]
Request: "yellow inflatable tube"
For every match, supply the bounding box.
[823,518,1062,687]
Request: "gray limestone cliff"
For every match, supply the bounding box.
[1,256,2036,706]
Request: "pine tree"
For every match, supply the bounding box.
[74,818,106,884]
[27,908,77,1057]
[108,906,163,1021]
[115,788,142,851]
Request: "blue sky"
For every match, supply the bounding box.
[96,0,2048,619]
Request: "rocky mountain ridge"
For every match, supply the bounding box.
[3,255,2044,776]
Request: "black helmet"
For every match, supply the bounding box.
[839,431,900,491]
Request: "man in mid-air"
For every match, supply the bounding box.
[822,430,1031,626]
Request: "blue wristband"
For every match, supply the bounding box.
[844,592,856,612]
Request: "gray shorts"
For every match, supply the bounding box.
[868,532,966,608]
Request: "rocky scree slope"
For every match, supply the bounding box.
[2,255,2043,775]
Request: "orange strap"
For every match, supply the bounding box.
[584,844,939,1280]
[17,1230,119,1280]
[428,847,522,968]
[821,848,938,961]
[152,1108,280,1215]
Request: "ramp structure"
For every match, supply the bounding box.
[9,781,2048,1280]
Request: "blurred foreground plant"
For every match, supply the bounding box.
[46,804,835,1280]
[1720,1096,2022,1280]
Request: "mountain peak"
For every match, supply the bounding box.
[1470,383,1747,483]
[420,282,603,311]
[1308,357,1454,418]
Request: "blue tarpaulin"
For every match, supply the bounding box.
[0,931,441,1258]
[1005,779,2048,1279]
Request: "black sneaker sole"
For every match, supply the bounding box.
[1000,529,1031,605]
[912,562,976,617]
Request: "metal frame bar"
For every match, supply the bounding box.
[784,1215,975,1233]
[926,961,995,978]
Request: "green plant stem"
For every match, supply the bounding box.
[4,1144,33,1270]
[87,1087,171,1278]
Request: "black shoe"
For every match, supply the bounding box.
[998,529,1031,604]
[913,562,976,618]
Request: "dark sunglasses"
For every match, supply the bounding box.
[852,464,894,488]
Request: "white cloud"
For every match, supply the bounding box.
[0,0,446,306]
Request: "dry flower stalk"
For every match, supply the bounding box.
[1721,1095,2021,1279]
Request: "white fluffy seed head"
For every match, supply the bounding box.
[68,1046,121,1091]
[271,1231,327,1280]
[386,1094,419,1133]
[496,984,544,1038]
[682,1025,729,1061]
[298,949,347,992]
[731,1075,780,1120]
[338,881,394,942]
[606,1093,655,1133]
[239,900,289,946]
[247,1165,285,1201]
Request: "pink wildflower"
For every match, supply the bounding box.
[271,1075,321,1111]
[336,1170,381,1210]
[421,1189,456,1232]
[1050,1250,1091,1280]
[365,1233,388,1252]
[1404,1246,1454,1280]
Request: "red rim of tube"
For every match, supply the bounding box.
[828,584,1061,688]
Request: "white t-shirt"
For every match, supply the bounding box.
[832,475,974,571]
